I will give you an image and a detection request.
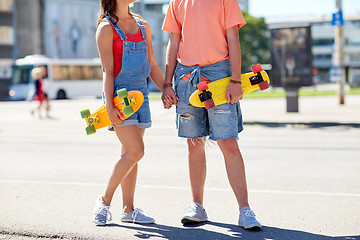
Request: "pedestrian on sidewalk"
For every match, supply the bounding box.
[30,66,50,118]
[161,0,262,230]
[93,0,170,226]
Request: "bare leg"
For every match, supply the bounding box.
[44,97,50,117]
[31,101,42,117]
[37,101,43,118]
[217,138,249,210]
[102,125,145,206]
[187,138,206,205]
[121,128,145,213]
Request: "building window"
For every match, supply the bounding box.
[347,37,360,46]
[0,59,12,79]
[0,26,13,44]
[0,0,13,12]
[313,38,334,46]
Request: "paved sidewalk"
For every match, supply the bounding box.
[241,94,360,125]
[0,95,359,240]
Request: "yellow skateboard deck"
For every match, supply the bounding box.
[189,64,270,109]
[80,88,144,135]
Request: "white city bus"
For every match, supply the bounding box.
[9,55,103,100]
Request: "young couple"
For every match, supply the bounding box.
[93,0,261,230]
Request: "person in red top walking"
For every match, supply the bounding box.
[31,66,50,118]
[92,0,170,226]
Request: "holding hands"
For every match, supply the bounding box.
[162,84,178,109]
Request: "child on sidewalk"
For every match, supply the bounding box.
[161,0,262,230]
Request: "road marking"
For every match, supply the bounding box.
[1,179,360,198]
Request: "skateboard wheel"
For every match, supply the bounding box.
[123,106,134,116]
[85,125,96,135]
[259,81,270,90]
[197,82,208,91]
[117,88,128,99]
[204,99,215,109]
[80,109,91,118]
[251,64,263,73]
[123,97,130,106]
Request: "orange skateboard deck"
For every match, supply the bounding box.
[80,88,144,135]
[189,64,270,109]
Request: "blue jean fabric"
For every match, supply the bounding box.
[104,16,152,129]
[174,60,243,140]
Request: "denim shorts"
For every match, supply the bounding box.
[175,79,243,140]
[103,84,152,130]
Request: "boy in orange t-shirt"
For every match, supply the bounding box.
[162,0,262,230]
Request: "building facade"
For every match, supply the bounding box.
[0,0,14,99]
[0,0,170,99]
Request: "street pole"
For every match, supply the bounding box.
[335,0,345,105]
[139,0,145,16]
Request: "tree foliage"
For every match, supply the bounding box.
[239,12,270,72]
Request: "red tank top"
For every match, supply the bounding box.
[105,20,144,78]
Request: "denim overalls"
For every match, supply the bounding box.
[174,59,243,140]
[105,16,152,129]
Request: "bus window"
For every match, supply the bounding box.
[82,65,102,80]
[53,65,70,80]
[92,66,103,79]
[11,65,32,84]
[53,65,102,80]
[69,65,81,80]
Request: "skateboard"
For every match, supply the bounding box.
[80,88,144,135]
[189,64,270,109]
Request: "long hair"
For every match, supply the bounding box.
[97,0,142,26]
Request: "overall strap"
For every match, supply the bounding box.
[105,16,127,41]
[133,16,147,41]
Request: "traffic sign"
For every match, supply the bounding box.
[332,11,344,26]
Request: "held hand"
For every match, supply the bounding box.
[226,83,244,104]
[107,105,124,125]
[162,87,178,109]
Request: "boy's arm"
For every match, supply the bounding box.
[226,25,244,104]
[164,33,180,85]
[162,32,180,108]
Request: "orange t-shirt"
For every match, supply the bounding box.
[162,0,246,67]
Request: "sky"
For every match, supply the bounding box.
[248,0,360,20]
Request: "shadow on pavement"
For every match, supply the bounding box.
[106,221,360,240]
[245,121,360,129]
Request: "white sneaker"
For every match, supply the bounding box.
[93,196,112,226]
[121,208,155,224]
[238,207,261,230]
[181,202,208,224]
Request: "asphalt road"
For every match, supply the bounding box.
[0,96,359,240]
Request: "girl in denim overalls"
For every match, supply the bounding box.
[93,0,167,225]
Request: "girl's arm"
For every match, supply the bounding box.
[143,21,165,92]
[162,32,180,108]
[96,21,123,125]
[226,25,244,104]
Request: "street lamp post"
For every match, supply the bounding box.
[334,0,345,105]
[139,0,145,16]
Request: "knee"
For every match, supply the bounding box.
[218,138,239,153]
[124,144,145,164]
